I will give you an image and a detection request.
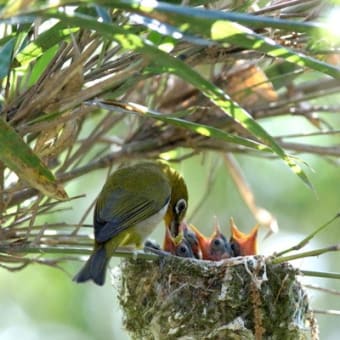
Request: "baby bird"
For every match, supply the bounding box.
[229,217,259,256]
[163,226,194,258]
[190,221,233,261]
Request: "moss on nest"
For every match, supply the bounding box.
[117,255,317,340]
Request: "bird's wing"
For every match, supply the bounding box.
[94,190,169,243]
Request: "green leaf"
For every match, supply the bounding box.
[129,13,211,47]
[0,38,15,80]
[16,22,78,65]
[0,117,68,200]
[96,100,270,152]
[110,0,340,79]
[26,45,59,87]
[42,10,313,189]
[111,0,326,33]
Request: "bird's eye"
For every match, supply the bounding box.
[176,244,188,256]
[211,238,227,253]
[176,243,192,258]
[179,245,187,254]
[230,242,240,257]
[174,198,187,215]
[213,238,223,247]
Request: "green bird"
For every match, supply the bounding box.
[73,161,188,285]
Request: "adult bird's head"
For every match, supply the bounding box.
[160,162,188,237]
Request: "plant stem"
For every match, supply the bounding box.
[275,213,340,257]
[0,244,159,260]
[272,244,340,264]
[300,270,340,280]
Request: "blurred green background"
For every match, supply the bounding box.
[1,128,339,339]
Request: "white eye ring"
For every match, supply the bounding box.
[174,198,187,215]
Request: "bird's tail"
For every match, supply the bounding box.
[73,245,108,286]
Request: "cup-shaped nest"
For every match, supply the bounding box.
[118,255,317,340]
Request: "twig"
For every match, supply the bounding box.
[223,153,278,236]
[276,129,340,140]
[0,243,160,261]
[304,284,340,296]
[253,0,319,15]
[272,244,340,264]
[312,309,340,316]
[187,155,219,221]
[300,270,340,280]
[275,213,340,257]
[280,142,340,157]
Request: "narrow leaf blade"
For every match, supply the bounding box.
[0,38,15,80]
[0,118,68,200]
[43,10,313,189]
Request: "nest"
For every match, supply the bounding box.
[118,255,317,340]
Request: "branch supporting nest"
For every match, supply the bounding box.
[118,255,318,339]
